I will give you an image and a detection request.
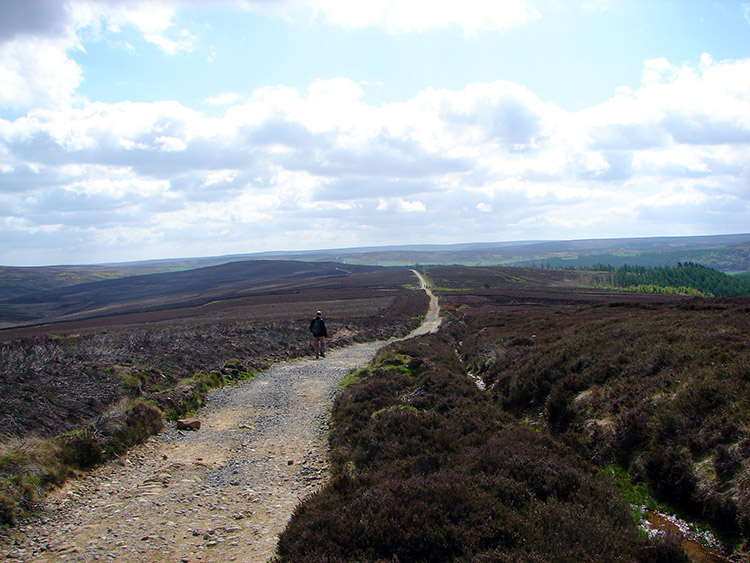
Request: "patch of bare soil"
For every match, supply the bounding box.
[1,285,441,562]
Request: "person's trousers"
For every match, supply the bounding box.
[312,336,326,358]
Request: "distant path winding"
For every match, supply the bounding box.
[403,270,441,338]
[3,272,440,563]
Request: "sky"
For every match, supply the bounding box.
[1,0,749,266]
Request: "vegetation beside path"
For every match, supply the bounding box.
[276,266,750,562]
[0,282,428,527]
[276,336,688,562]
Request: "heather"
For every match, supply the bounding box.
[277,265,749,561]
[276,335,688,562]
[433,266,750,556]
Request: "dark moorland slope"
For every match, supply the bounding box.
[0,260,385,328]
[276,266,749,562]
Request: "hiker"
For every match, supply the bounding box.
[309,310,327,359]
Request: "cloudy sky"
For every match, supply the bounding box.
[1,0,749,266]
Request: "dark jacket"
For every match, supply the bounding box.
[310,317,327,337]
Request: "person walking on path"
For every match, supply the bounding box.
[309,310,328,359]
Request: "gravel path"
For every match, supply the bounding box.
[3,277,440,563]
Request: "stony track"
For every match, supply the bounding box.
[3,276,440,563]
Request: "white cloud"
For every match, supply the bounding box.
[155,136,188,152]
[640,57,676,86]
[2,47,750,264]
[201,170,238,187]
[581,0,612,12]
[246,0,539,35]
[581,56,750,156]
[0,0,195,111]
[377,197,427,212]
[0,37,85,110]
[69,0,195,55]
[205,92,244,106]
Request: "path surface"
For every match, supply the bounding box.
[4,275,440,563]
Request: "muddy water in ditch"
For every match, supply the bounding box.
[644,511,731,563]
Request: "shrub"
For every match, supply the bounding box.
[0,438,69,525]
[544,385,576,433]
[57,428,103,469]
[448,292,750,550]
[0,399,166,525]
[713,444,741,482]
[120,399,164,449]
[635,532,691,563]
[639,446,698,508]
[612,405,652,464]
[0,488,18,526]
[277,339,674,562]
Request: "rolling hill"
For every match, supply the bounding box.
[2,233,748,329]
[0,260,385,328]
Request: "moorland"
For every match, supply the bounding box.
[0,260,405,328]
[0,262,428,526]
[276,266,750,562]
[1,254,749,562]
[2,234,748,315]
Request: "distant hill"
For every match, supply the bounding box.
[0,260,382,328]
[207,234,750,270]
[1,234,748,327]
[0,256,264,301]
[319,234,750,271]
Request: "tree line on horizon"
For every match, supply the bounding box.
[521,245,750,274]
[575,262,750,297]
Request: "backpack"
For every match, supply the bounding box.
[311,318,324,336]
